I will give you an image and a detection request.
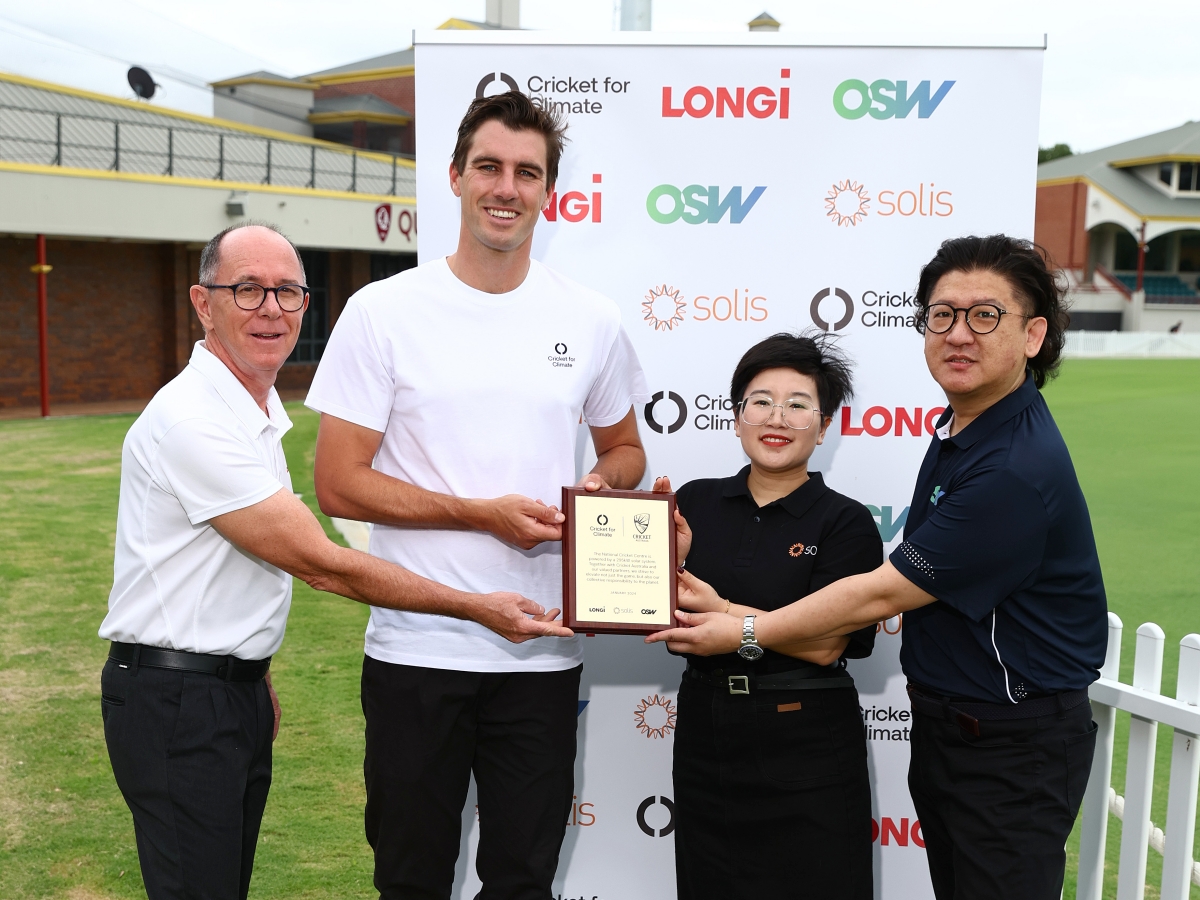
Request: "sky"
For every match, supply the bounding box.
[0,0,1196,154]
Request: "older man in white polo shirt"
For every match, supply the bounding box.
[98,222,568,900]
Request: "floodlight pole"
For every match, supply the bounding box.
[31,234,52,418]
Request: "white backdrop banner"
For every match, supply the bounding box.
[415,32,1043,900]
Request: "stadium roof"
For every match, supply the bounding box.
[1038,121,1200,221]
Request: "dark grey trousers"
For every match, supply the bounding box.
[101,657,273,900]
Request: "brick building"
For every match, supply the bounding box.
[0,72,417,415]
[1035,121,1200,332]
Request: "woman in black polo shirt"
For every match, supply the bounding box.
[654,333,881,900]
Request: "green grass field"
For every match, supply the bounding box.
[0,358,1197,899]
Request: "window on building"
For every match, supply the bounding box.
[371,252,418,282]
[1179,162,1198,192]
[288,250,329,364]
[1159,163,1174,186]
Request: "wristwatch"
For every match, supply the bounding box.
[737,615,764,661]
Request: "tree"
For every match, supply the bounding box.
[1038,143,1073,164]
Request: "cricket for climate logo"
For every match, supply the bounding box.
[833,79,955,119]
[646,185,766,224]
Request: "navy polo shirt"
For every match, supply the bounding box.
[890,373,1107,704]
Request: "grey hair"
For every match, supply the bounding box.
[198,220,306,286]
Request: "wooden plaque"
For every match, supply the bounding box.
[561,487,678,635]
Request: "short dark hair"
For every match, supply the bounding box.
[914,234,1069,389]
[451,91,568,188]
[198,221,305,286]
[730,332,855,417]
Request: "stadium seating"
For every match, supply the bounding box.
[1114,273,1200,303]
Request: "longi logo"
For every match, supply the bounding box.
[636,795,676,836]
[810,288,854,332]
[872,817,925,847]
[841,406,946,437]
[542,175,602,222]
[647,185,766,225]
[643,391,687,434]
[476,72,519,98]
[833,79,955,119]
[663,69,790,118]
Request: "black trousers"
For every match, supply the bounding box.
[100,658,274,900]
[361,656,581,900]
[672,675,873,900]
[908,699,1097,900]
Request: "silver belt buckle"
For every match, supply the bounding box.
[728,675,750,695]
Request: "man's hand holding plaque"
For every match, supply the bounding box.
[561,486,679,635]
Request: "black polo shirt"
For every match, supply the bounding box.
[891,373,1108,704]
[677,468,883,675]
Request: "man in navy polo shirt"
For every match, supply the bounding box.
[650,235,1107,900]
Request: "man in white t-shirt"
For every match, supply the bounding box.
[307,92,649,898]
[100,223,561,900]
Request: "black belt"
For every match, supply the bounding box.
[907,683,1090,736]
[108,642,271,682]
[685,663,854,695]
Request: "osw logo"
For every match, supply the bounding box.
[833,79,955,119]
[663,69,790,119]
[647,184,766,224]
[542,174,602,223]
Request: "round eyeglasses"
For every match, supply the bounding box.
[202,282,309,312]
[739,397,823,430]
[918,302,1031,335]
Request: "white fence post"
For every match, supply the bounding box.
[1160,634,1200,900]
[1116,623,1166,900]
[1078,612,1124,900]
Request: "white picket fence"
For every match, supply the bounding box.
[1077,613,1200,900]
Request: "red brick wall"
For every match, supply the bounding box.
[0,238,181,409]
[316,75,415,117]
[0,239,359,412]
[1035,181,1089,270]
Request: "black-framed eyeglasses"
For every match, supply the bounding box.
[917,302,1031,335]
[202,282,309,312]
[738,397,823,430]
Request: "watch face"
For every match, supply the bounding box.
[738,644,764,661]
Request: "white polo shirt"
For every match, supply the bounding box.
[99,342,294,660]
[305,257,649,673]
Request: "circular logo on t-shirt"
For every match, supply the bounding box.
[554,342,568,354]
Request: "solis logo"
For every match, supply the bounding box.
[662,69,791,119]
[833,79,955,120]
[634,694,677,738]
[642,283,768,331]
[646,185,766,224]
[566,795,596,827]
[543,174,602,223]
[825,180,953,227]
[841,406,946,437]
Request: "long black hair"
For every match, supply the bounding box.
[915,235,1069,388]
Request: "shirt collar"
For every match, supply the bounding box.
[941,369,1037,450]
[188,341,293,439]
[721,466,828,518]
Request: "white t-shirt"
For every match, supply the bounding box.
[305,258,649,672]
[99,342,294,660]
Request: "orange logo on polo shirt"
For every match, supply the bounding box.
[789,543,818,557]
